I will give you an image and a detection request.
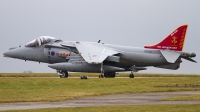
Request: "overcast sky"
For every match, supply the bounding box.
[0,0,199,74]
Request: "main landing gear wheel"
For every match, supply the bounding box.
[129,71,134,78]
[59,71,68,78]
[129,74,134,78]
[99,74,104,78]
[104,72,116,78]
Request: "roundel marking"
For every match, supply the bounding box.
[51,51,55,56]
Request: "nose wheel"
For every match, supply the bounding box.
[129,71,134,78]
[57,70,68,78]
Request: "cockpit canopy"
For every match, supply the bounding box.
[25,36,56,47]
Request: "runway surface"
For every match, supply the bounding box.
[1,91,200,111]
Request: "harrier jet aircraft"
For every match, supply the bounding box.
[3,25,196,78]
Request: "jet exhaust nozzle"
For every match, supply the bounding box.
[190,53,196,57]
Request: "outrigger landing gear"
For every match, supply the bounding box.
[80,76,88,79]
[99,63,104,78]
[129,71,134,78]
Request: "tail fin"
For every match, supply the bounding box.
[144,25,188,51]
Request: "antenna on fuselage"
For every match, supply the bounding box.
[98,40,101,43]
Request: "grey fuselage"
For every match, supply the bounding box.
[4,40,174,67]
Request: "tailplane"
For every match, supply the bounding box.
[144,25,188,51]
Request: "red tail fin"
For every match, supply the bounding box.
[144,25,188,51]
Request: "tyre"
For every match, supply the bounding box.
[99,74,104,78]
[129,74,134,78]
[60,71,68,78]
[104,72,115,78]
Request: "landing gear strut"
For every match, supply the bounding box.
[129,71,134,78]
[98,63,116,78]
[99,63,104,78]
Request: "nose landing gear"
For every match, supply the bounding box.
[57,70,68,78]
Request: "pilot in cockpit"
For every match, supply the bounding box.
[25,36,56,47]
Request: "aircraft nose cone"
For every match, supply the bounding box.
[3,52,7,57]
[3,51,11,57]
[3,49,19,58]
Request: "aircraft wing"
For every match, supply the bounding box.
[75,42,119,64]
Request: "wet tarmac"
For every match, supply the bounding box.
[1,91,200,111]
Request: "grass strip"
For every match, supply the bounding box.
[0,77,200,103]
